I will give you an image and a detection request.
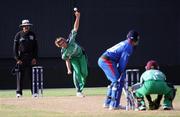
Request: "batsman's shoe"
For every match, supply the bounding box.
[103,103,109,108]
[76,92,85,97]
[109,105,126,110]
[109,106,119,110]
[16,94,22,98]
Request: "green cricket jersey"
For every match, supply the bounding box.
[140,69,166,83]
[61,29,83,60]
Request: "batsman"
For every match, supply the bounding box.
[132,60,176,110]
[55,10,88,97]
[98,30,140,110]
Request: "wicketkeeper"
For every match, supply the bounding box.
[132,60,176,110]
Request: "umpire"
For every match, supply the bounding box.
[13,19,38,98]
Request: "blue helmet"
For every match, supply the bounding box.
[127,30,140,42]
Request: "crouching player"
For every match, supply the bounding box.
[132,60,176,111]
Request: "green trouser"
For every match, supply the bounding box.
[135,80,173,107]
[71,54,88,92]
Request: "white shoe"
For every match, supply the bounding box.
[16,94,22,98]
[109,106,119,110]
[103,103,109,108]
[32,93,38,98]
[76,92,85,97]
[134,105,146,111]
[163,106,173,110]
[109,105,126,110]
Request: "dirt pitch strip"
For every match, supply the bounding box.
[1,95,180,116]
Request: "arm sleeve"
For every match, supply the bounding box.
[62,54,67,60]
[67,29,77,44]
[13,33,20,60]
[162,72,167,81]
[140,74,144,84]
[61,49,68,60]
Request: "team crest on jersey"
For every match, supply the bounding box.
[19,37,25,42]
[29,35,34,40]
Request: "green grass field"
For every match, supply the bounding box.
[0,86,180,117]
[0,87,106,98]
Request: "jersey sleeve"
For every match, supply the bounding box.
[162,72,167,80]
[13,33,20,60]
[61,49,68,60]
[62,54,67,60]
[140,73,145,83]
[67,29,77,44]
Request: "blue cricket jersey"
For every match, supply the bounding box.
[103,39,133,73]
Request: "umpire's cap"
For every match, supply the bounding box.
[19,19,33,27]
[145,60,159,70]
[127,30,140,42]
